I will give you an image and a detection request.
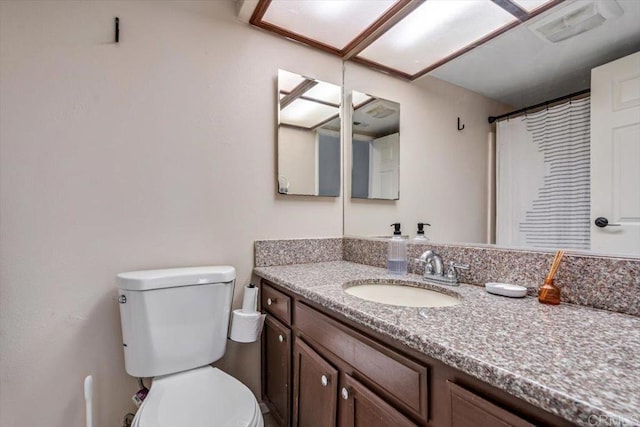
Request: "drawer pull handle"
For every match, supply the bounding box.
[267,297,276,306]
[278,334,285,343]
[321,375,328,387]
[341,387,350,400]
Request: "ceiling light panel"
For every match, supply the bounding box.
[358,0,517,75]
[262,0,397,50]
[305,81,341,105]
[278,69,306,92]
[280,99,338,128]
[511,0,557,13]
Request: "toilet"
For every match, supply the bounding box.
[117,266,263,427]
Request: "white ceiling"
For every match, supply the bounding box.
[239,0,640,109]
[424,0,640,108]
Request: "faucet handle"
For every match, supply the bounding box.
[446,261,469,280]
[451,262,469,270]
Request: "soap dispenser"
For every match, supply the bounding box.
[413,222,431,242]
[387,223,407,275]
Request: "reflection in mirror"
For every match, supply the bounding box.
[351,91,400,200]
[342,1,640,257]
[277,69,341,196]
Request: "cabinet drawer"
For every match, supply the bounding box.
[448,382,534,427]
[262,282,292,326]
[295,302,428,420]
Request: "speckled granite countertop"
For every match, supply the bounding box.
[254,261,640,427]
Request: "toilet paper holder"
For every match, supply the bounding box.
[228,284,266,343]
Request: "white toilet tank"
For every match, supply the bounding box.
[117,266,235,378]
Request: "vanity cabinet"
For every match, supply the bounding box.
[340,374,416,427]
[292,337,416,427]
[294,300,428,424]
[447,382,534,427]
[292,339,338,426]
[262,283,293,426]
[260,279,573,427]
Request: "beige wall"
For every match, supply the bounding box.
[278,126,317,195]
[343,63,510,242]
[0,2,343,426]
[0,1,513,426]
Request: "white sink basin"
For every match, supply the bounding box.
[344,282,461,308]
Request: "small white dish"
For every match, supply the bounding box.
[485,282,527,298]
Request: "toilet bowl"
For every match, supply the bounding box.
[116,266,263,427]
[132,366,263,427]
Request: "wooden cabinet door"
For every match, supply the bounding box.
[293,339,338,427]
[448,382,534,427]
[339,374,417,427]
[263,315,291,426]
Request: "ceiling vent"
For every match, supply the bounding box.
[365,103,397,119]
[530,0,623,43]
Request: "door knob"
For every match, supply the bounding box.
[595,217,621,228]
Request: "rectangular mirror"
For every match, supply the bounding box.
[277,69,341,197]
[351,91,400,200]
[342,0,640,258]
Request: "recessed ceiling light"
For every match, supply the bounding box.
[262,0,396,50]
[280,99,338,128]
[305,82,341,105]
[511,0,557,13]
[358,0,516,75]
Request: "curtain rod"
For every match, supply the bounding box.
[487,88,590,124]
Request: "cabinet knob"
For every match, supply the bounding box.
[267,297,276,306]
[278,334,285,343]
[341,387,350,400]
[321,375,329,387]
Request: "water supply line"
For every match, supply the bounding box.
[122,413,135,427]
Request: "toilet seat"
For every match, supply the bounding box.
[132,366,263,427]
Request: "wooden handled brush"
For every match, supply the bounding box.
[538,250,564,305]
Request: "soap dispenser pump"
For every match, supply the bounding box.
[387,223,407,275]
[414,222,431,241]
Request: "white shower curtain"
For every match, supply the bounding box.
[496,97,591,250]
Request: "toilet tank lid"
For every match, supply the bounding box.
[117,266,235,291]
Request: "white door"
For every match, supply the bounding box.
[369,133,399,199]
[590,52,640,256]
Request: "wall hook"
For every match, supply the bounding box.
[115,17,119,43]
[457,117,465,131]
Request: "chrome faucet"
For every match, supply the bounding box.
[418,250,443,276]
[416,250,469,286]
